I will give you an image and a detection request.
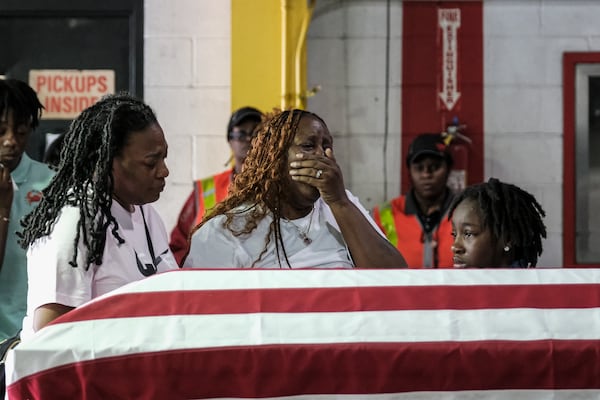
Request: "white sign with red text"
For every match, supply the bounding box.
[29,69,115,120]
[438,9,461,111]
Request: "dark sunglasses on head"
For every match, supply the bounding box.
[228,130,253,141]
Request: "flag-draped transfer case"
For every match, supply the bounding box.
[6,268,600,399]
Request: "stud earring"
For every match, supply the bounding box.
[504,245,510,252]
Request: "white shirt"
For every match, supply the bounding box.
[21,201,178,341]
[184,190,383,269]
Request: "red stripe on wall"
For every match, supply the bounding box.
[563,53,576,266]
[401,1,483,193]
[52,283,600,324]
[9,340,600,399]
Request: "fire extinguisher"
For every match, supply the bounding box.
[442,116,472,193]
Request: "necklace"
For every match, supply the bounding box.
[284,207,315,245]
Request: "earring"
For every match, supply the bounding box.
[504,245,510,252]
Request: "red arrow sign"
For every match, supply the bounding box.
[439,9,461,111]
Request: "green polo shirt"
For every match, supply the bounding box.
[0,154,54,340]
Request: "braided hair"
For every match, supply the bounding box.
[19,92,158,269]
[0,78,43,129]
[448,177,547,267]
[187,108,326,268]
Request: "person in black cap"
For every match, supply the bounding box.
[169,106,263,265]
[372,133,455,268]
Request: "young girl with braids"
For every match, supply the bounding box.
[183,109,407,269]
[449,177,547,268]
[18,93,178,340]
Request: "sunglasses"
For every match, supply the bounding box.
[228,130,253,141]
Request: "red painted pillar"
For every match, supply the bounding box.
[401,1,483,194]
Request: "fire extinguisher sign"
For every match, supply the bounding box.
[29,69,115,120]
[438,9,461,111]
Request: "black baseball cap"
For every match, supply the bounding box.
[406,133,453,167]
[227,106,262,139]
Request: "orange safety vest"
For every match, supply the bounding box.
[373,195,454,268]
[192,169,233,226]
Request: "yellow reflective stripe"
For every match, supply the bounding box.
[201,177,217,212]
[379,204,398,247]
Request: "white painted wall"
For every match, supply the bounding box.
[483,0,600,266]
[144,0,232,233]
[145,0,600,267]
[306,0,600,267]
[307,0,403,211]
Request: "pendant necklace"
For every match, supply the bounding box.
[285,207,315,246]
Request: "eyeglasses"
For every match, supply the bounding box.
[228,130,253,141]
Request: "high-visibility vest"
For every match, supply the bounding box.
[192,169,233,226]
[373,195,454,268]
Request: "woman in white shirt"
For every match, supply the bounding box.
[183,109,406,269]
[18,93,178,339]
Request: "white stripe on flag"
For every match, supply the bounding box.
[204,390,600,400]
[9,307,600,380]
[100,269,600,297]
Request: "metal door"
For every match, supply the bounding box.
[0,0,143,161]
[575,63,600,264]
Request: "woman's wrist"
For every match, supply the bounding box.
[0,208,10,223]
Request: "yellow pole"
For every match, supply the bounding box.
[294,0,315,109]
[281,0,288,109]
[231,0,313,112]
[231,0,281,113]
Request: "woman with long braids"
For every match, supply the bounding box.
[183,109,407,269]
[449,177,547,268]
[18,93,177,340]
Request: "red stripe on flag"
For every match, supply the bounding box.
[9,340,600,399]
[52,283,600,324]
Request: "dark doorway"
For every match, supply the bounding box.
[0,0,143,161]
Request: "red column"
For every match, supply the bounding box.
[401,1,483,193]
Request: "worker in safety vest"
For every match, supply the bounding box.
[372,133,455,268]
[169,107,262,265]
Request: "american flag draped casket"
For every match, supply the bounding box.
[6,268,600,399]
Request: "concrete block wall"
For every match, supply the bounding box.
[144,0,600,267]
[144,0,232,232]
[484,0,600,266]
[307,0,403,210]
[305,0,600,267]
